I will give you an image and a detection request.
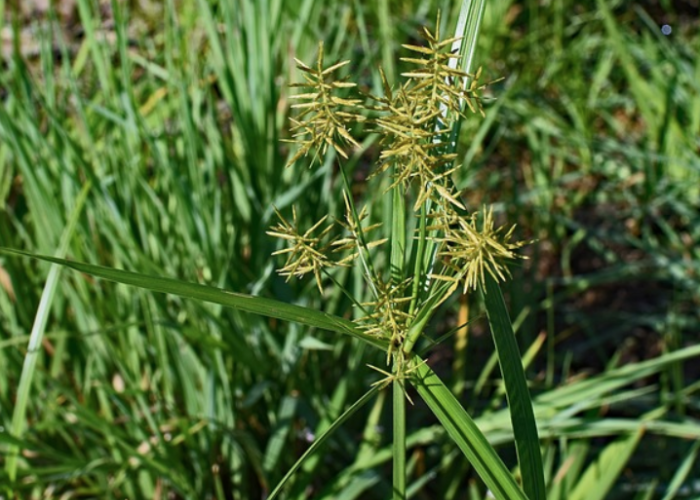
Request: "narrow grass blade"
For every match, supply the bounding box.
[660,439,700,500]
[376,0,395,83]
[267,386,380,500]
[263,395,299,477]
[483,275,546,500]
[452,0,487,77]
[0,248,387,351]
[536,344,700,411]
[412,362,527,500]
[569,427,644,500]
[5,182,91,481]
[447,0,487,148]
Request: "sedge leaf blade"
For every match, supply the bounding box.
[413,362,528,500]
[483,275,546,500]
[0,248,387,350]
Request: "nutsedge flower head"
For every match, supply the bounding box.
[266,206,338,292]
[285,42,364,166]
[431,206,528,294]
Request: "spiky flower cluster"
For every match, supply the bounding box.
[267,206,337,292]
[430,206,528,294]
[269,17,526,379]
[355,277,413,363]
[285,41,364,166]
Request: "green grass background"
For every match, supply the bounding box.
[1,0,699,498]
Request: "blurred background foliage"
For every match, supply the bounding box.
[0,0,699,498]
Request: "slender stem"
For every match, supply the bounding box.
[322,267,372,318]
[389,126,407,499]
[6,182,91,481]
[403,276,457,356]
[391,184,406,283]
[392,373,407,500]
[408,202,428,316]
[402,306,432,356]
[337,162,380,298]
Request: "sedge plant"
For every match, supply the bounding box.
[265,8,545,500]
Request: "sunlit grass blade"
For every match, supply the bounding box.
[452,0,486,77]
[569,427,644,500]
[0,248,387,351]
[412,361,528,500]
[483,275,546,500]
[535,344,700,412]
[5,182,90,482]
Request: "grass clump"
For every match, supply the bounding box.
[1,0,700,499]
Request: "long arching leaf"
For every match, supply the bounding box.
[0,248,387,351]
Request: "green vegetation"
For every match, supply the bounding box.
[1,0,699,498]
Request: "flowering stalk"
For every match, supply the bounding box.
[268,13,528,498]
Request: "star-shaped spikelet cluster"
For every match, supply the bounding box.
[285,42,364,166]
[267,206,337,292]
[369,12,489,210]
[429,206,528,294]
